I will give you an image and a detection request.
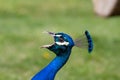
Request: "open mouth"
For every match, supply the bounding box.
[41,31,55,48]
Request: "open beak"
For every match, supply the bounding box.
[41,31,55,48]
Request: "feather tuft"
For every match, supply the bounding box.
[74,30,93,53]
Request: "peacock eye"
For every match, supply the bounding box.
[59,37,64,42]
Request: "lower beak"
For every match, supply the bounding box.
[41,44,54,48]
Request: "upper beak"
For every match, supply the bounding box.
[47,31,55,37]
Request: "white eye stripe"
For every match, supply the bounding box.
[55,35,62,37]
[55,41,69,46]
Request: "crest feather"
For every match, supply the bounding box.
[74,30,93,53]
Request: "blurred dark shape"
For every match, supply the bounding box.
[92,0,120,17]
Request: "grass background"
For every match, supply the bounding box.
[0,0,120,80]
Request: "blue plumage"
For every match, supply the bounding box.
[32,31,93,80]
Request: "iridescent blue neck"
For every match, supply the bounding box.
[32,48,72,80]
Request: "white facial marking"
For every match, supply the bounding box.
[55,35,62,37]
[55,41,69,46]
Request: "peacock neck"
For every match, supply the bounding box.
[32,48,72,80]
[49,50,71,73]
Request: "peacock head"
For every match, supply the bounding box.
[42,32,74,56]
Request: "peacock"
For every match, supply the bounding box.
[32,30,93,80]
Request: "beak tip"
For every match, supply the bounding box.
[41,44,53,48]
[48,31,55,36]
[42,31,55,36]
[41,46,47,48]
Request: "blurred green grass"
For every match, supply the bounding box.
[0,0,120,80]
